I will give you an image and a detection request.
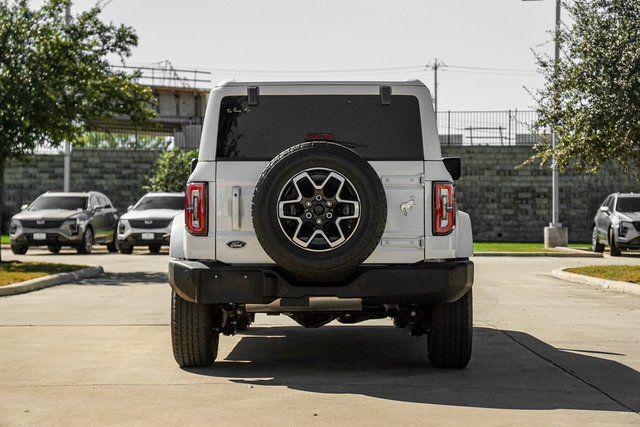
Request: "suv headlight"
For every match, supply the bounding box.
[64,218,79,234]
[619,221,632,237]
[9,219,20,234]
[118,219,128,234]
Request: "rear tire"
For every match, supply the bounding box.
[47,245,61,254]
[118,243,133,254]
[11,244,28,255]
[609,228,622,257]
[171,291,220,368]
[427,290,473,369]
[592,227,604,253]
[148,244,161,254]
[107,233,118,253]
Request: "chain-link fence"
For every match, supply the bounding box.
[437,110,541,146]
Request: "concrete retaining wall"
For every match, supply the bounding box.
[2,149,161,223]
[442,146,639,242]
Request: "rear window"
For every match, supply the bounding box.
[216,95,423,160]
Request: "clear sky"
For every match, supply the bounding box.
[44,0,557,110]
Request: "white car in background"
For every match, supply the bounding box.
[117,192,185,254]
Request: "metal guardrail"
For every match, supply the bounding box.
[34,110,542,152]
[437,110,541,146]
[110,61,211,89]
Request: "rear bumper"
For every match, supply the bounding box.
[168,259,473,306]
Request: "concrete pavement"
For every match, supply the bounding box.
[0,248,639,425]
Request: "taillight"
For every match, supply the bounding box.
[433,182,456,235]
[305,133,335,142]
[185,182,208,236]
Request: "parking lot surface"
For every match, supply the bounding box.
[1,248,639,425]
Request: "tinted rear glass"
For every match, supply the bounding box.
[617,197,640,212]
[216,95,423,160]
[134,196,185,211]
[29,196,87,211]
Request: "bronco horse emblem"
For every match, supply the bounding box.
[400,196,416,216]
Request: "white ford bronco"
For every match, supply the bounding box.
[169,80,474,369]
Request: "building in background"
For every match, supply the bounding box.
[86,60,210,150]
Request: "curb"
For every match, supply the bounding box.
[0,266,104,297]
[551,268,640,296]
[474,251,602,258]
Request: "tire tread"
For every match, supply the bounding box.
[428,290,473,369]
[171,291,218,367]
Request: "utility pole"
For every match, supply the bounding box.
[63,2,71,192]
[432,59,440,120]
[550,0,561,229]
[523,0,567,247]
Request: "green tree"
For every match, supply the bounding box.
[531,0,640,173]
[145,149,198,193]
[0,0,155,260]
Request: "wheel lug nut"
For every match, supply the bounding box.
[326,212,333,219]
[326,201,332,207]
[306,201,312,207]
[315,195,322,201]
[305,213,312,219]
[315,219,322,225]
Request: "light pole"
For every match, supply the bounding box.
[63,2,71,192]
[524,0,568,247]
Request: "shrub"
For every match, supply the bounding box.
[145,149,198,192]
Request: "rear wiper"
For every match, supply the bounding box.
[332,140,369,149]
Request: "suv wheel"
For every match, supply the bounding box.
[252,142,387,282]
[107,232,118,253]
[609,228,622,257]
[592,227,604,253]
[118,241,134,254]
[11,244,28,255]
[47,245,61,254]
[77,227,93,254]
[427,290,473,369]
[171,291,220,367]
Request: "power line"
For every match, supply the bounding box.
[444,64,537,73]
[442,68,540,76]
[198,62,537,77]
[203,65,430,74]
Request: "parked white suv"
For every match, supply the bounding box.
[169,81,474,368]
[592,193,640,256]
[117,192,184,254]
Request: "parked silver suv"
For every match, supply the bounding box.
[117,192,184,254]
[9,191,119,254]
[592,193,640,256]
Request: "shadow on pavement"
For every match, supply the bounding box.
[186,326,639,412]
[77,271,168,286]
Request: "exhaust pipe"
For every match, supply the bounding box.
[246,297,362,313]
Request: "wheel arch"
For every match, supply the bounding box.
[169,212,187,259]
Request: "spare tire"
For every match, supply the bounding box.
[252,142,387,282]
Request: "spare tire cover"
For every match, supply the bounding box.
[252,142,387,281]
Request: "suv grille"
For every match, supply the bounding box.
[129,219,172,229]
[21,219,65,229]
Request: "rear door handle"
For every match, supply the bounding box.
[232,186,241,231]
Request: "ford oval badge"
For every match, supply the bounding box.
[227,240,247,249]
